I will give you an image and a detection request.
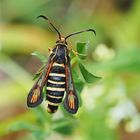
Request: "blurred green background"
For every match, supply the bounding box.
[1,0,140,140]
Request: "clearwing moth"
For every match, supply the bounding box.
[27,15,96,114]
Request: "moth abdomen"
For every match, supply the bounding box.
[47,82,65,88]
[47,104,58,113]
[46,61,66,113]
[47,94,63,103]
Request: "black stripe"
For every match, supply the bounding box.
[48,76,65,82]
[47,95,62,103]
[51,66,65,73]
[48,104,58,113]
[47,82,65,88]
[46,90,64,96]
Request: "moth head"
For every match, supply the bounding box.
[56,37,68,45]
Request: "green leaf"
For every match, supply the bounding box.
[72,70,84,106]
[33,106,51,124]
[32,73,41,81]
[32,130,49,140]
[75,82,84,107]
[31,51,47,63]
[9,121,40,132]
[69,50,76,59]
[76,42,88,59]
[72,69,81,83]
[79,61,101,83]
[52,118,77,135]
[77,53,87,59]
[32,64,45,80]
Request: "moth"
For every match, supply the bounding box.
[27,15,96,114]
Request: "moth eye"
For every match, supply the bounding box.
[68,91,75,109]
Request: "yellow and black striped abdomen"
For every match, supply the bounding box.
[46,62,66,113]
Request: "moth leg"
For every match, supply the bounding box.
[48,47,52,53]
[69,48,78,56]
[71,49,78,55]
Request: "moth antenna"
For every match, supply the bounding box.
[37,15,61,40]
[65,29,96,40]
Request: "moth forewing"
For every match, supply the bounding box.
[63,56,79,114]
[27,57,54,107]
[27,75,44,107]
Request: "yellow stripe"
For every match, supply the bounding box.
[47,87,65,91]
[49,73,65,77]
[48,101,60,106]
[53,62,64,67]
[48,80,65,85]
[47,94,63,99]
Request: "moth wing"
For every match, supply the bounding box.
[63,56,79,114]
[27,57,54,107]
